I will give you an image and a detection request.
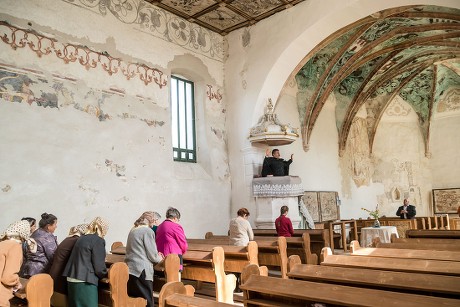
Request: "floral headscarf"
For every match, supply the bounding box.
[86,217,109,238]
[67,223,89,238]
[0,220,31,242]
[134,211,160,227]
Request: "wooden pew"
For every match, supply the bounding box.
[158,281,234,307]
[406,229,460,239]
[321,247,460,276]
[231,228,330,262]
[240,268,460,307]
[191,236,291,277]
[390,233,460,244]
[350,240,460,262]
[15,274,53,307]
[376,241,460,251]
[186,241,258,273]
[254,236,288,279]
[105,262,147,307]
[105,251,181,290]
[287,263,460,298]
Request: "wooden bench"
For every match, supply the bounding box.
[108,246,182,282]
[158,281,235,307]
[350,240,460,262]
[253,236,288,279]
[103,262,147,307]
[192,235,291,277]
[287,263,460,298]
[240,267,460,307]
[15,274,53,307]
[239,228,330,262]
[376,241,460,251]
[321,247,460,276]
[406,229,460,239]
[390,233,460,244]
[110,243,243,303]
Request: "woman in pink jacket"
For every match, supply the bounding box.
[155,207,188,271]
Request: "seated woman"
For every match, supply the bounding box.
[0,220,31,307]
[229,208,254,246]
[19,217,36,277]
[63,217,109,307]
[125,212,164,307]
[21,213,58,278]
[156,207,188,272]
[48,223,88,306]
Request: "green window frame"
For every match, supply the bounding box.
[171,75,196,162]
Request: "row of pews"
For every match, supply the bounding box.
[17,228,460,306]
[161,229,460,306]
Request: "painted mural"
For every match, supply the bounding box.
[63,0,224,61]
[294,5,460,156]
[0,64,165,126]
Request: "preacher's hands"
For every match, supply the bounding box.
[265,148,271,157]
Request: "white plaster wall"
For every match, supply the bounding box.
[0,0,230,246]
[431,112,460,188]
[225,0,460,223]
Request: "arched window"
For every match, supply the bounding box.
[171,75,196,162]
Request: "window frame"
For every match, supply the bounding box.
[171,75,197,163]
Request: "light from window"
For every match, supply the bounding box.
[171,76,196,162]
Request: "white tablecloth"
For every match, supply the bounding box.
[360,226,399,247]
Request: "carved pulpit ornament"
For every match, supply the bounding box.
[249,99,299,146]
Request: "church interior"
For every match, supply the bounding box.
[1,0,460,305]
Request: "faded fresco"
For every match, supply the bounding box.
[294,5,460,155]
[0,64,165,127]
[63,0,224,61]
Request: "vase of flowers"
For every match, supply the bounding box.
[361,204,380,228]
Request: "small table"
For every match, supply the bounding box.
[361,226,399,247]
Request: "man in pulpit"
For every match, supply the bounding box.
[261,149,293,177]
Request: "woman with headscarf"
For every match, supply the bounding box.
[125,212,164,307]
[63,217,109,307]
[22,212,58,278]
[0,220,31,307]
[49,223,88,306]
[18,217,36,277]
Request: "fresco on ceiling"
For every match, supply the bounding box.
[294,5,460,155]
[62,0,224,61]
[0,65,165,127]
[399,67,433,124]
[434,64,460,111]
[295,26,361,125]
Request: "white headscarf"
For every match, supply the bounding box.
[86,217,109,238]
[0,220,31,242]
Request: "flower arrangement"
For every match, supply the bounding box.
[361,204,380,219]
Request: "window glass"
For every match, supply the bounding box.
[171,76,196,162]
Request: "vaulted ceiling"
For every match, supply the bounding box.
[294,5,460,156]
[145,0,306,35]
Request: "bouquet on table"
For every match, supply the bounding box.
[361,204,380,219]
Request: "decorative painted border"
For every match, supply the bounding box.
[0,21,167,88]
[63,0,224,62]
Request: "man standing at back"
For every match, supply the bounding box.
[275,206,294,237]
[396,198,416,219]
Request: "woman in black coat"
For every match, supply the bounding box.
[63,217,109,307]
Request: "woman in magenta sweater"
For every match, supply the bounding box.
[155,207,188,270]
